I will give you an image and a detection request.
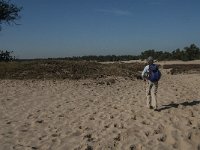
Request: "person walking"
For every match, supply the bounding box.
[141,56,161,111]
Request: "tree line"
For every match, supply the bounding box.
[49,43,200,62]
[140,44,200,61]
[1,43,200,62]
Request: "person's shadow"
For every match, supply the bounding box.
[157,100,200,111]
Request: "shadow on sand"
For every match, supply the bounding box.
[158,100,200,112]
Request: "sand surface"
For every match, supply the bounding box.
[0,67,200,150]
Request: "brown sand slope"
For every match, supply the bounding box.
[0,68,200,150]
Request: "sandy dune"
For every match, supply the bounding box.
[0,67,200,150]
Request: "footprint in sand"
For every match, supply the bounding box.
[172,142,178,149]
[27,114,33,119]
[85,145,93,150]
[113,133,121,142]
[83,133,94,142]
[187,131,192,140]
[110,115,114,119]
[189,110,195,117]
[129,144,136,150]
[186,119,192,126]
[144,131,150,137]
[35,120,44,124]
[58,114,64,118]
[6,121,12,125]
[157,134,167,142]
[89,117,95,120]
[141,120,150,125]
[38,135,47,141]
[104,125,110,129]
[51,133,60,137]
[113,123,125,129]
[56,104,61,108]
[153,124,164,135]
[131,115,136,120]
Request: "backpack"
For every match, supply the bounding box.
[148,64,161,82]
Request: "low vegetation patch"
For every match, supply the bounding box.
[163,64,200,75]
[0,60,145,80]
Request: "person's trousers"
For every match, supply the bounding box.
[146,80,158,109]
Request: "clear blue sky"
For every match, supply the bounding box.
[0,0,200,59]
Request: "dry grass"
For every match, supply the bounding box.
[163,64,200,74]
[0,60,145,80]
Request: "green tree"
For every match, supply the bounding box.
[0,50,14,61]
[172,49,182,60]
[0,0,22,30]
[140,49,156,60]
[184,44,200,60]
